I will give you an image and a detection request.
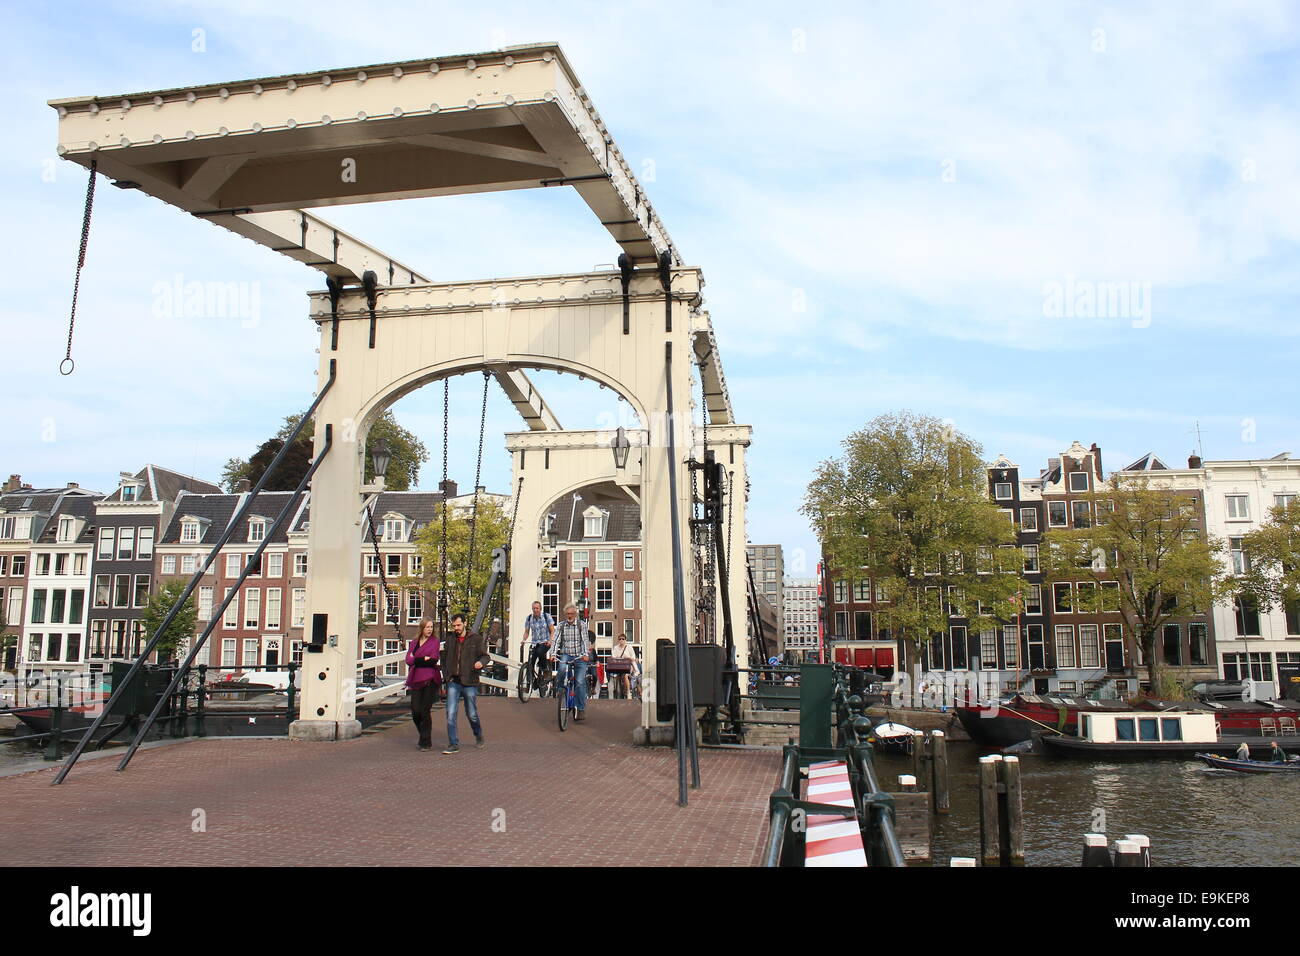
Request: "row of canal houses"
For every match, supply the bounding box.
[0,468,511,685]
[820,442,1300,697]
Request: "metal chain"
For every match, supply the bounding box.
[62,159,98,375]
[439,379,449,635]
[464,371,490,613]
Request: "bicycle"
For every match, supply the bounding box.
[517,649,554,703]
[553,654,588,731]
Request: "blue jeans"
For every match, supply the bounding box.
[445,680,481,746]
[556,654,588,711]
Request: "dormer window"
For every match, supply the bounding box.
[582,507,608,539]
[121,485,138,501]
[248,518,266,543]
[383,517,407,543]
[181,519,201,543]
[57,517,76,542]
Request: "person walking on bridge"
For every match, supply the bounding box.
[441,613,489,754]
[405,618,442,752]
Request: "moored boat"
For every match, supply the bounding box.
[1197,753,1300,773]
[1040,711,1281,758]
[868,721,917,754]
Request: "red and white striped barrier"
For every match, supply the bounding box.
[804,760,867,867]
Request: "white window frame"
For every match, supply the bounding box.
[623,580,635,610]
[265,588,281,630]
[1019,507,1038,531]
[1225,495,1250,520]
[244,588,261,630]
[293,553,308,577]
[180,521,200,543]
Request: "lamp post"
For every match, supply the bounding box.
[369,437,392,484]
[545,513,559,549]
[611,426,630,469]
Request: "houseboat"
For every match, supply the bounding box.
[1040,711,1274,757]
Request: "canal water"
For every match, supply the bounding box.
[873,741,1300,866]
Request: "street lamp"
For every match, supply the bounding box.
[611,426,631,469]
[370,438,392,482]
[545,513,560,549]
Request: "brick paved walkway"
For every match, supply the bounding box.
[0,699,777,866]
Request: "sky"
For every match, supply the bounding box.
[3,0,1298,573]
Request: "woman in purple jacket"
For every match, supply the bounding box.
[406,618,442,751]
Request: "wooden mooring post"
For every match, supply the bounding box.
[977,754,1025,866]
[930,730,949,815]
[893,773,932,863]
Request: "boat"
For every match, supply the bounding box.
[1040,711,1276,758]
[957,692,1300,748]
[868,721,917,754]
[1196,753,1300,773]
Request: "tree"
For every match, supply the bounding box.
[801,411,1022,688]
[139,580,199,663]
[1241,500,1300,618]
[222,410,429,492]
[1040,473,1233,691]
[397,498,512,628]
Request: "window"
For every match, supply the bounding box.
[93,574,110,608]
[1225,495,1250,520]
[384,639,401,677]
[199,586,214,620]
[596,580,613,612]
[409,555,423,576]
[385,589,400,625]
[120,483,138,501]
[1229,538,1250,574]
[854,578,871,601]
[113,575,130,608]
[386,554,401,577]
[183,554,199,575]
[994,482,1013,500]
[979,630,998,669]
[98,527,115,559]
[833,580,847,603]
[223,588,239,628]
[1053,583,1072,613]
[1022,544,1039,573]
[225,553,241,578]
[292,588,306,628]
[1079,625,1100,668]
[856,611,873,641]
[11,555,24,576]
[1286,599,1300,637]
[54,553,67,576]
[624,551,635,571]
[833,611,848,638]
[1055,625,1076,668]
[243,638,259,666]
[1048,501,1068,527]
[222,639,237,667]
[161,555,177,575]
[1100,581,1121,612]
[1235,594,1261,636]
[181,520,200,543]
[584,511,606,538]
[50,590,66,624]
[248,519,265,543]
[1024,584,1042,615]
[5,587,22,626]
[137,527,154,559]
[623,619,635,642]
[383,518,405,542]
[117,526,135,560]
[1162,624,1181,665]
[623,581,635,610]
[266,553,283,578]
[1275,493,1296,510]
[542,582,559,620]
[1020,508,1038,531]
[1071,500,1091,528]
[571,550,589,572]
[244,588,261,629]
[361,586,378,625]
[976,548,993,574]
[1138,718,1159,742]
[265,588,281,630]
[34,553,50,576]
[407,589,423,624]
[294,553,308,577]
[1075,581,1096,612]
[133,574,150,608]
[1160,718,1182,741]
[1069,472,1089,493]
[0,556,6,577]
[1000,626,1018,669]
[111,620,127,658]
[364,554,380,577]
[595,550,614,573]
[90,620,106,657]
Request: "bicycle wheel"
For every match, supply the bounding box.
[557,682,570,731]
[517,666,531,703]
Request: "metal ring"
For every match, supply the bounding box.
[59,358,75,375]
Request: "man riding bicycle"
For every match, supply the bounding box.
[549,603,590,722]
[520,600,555,689]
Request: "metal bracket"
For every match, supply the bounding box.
[326,276,343,351]
[618,253,634,335]
[362,270,379,349]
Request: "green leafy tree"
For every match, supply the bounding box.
[801,411,1022,687]
[140,580,199,663]
[222,410,428,492]
[1040,473,1233,690]
[399,498,511,627]
[1241,500,1300,618]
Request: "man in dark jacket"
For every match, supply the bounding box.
[441,613,489,754]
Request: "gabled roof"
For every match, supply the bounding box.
[550,487,639,543]
[34,493,103,544]
[104,465,222,503]
[1122,453,1169,472]
[159,492,305,545]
